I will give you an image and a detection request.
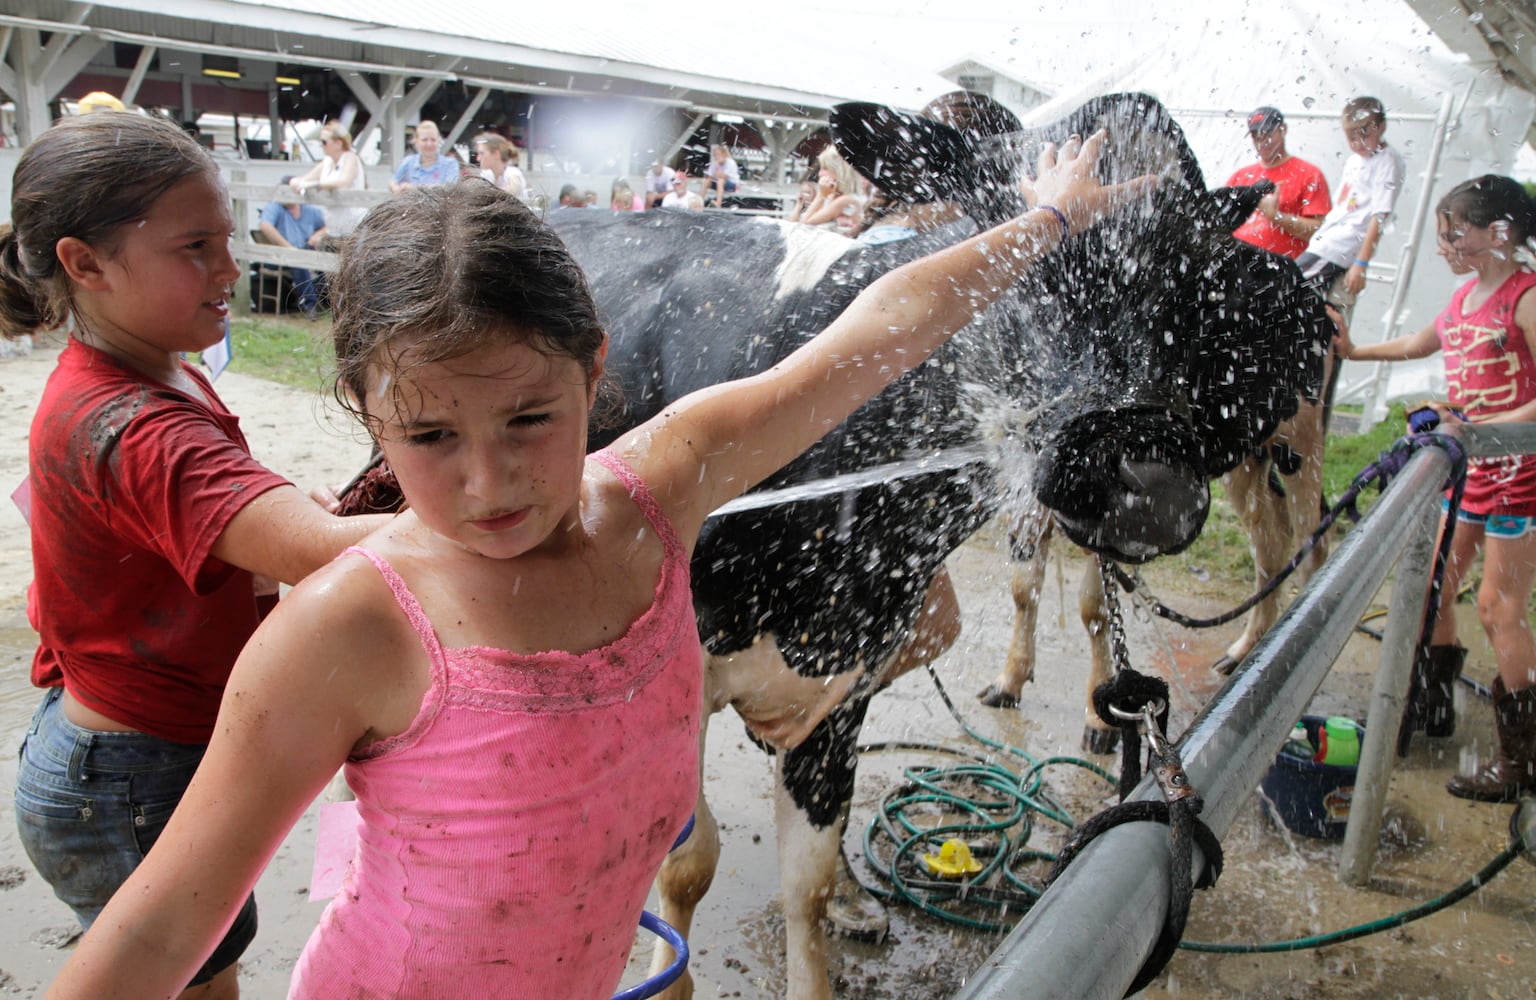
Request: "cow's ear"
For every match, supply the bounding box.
[1210,179,1273,232]
[831,102,977,204]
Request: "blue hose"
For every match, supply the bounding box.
[611,911,690,1000]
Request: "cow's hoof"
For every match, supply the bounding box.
[1082,725,1120,755]
[826,871,889,942]
[1212,654,1241,676]
[977,684,1020,709]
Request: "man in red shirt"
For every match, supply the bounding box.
[1227,106,1332,259]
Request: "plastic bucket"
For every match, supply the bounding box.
[1259,715,1363,840]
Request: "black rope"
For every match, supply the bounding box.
[1043,732,1224,996]
[1091,670,1169,799]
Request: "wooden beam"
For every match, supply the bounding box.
[120,43,155,107]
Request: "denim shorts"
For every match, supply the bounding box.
[1444,499,1533,538]
[14,687,257,985]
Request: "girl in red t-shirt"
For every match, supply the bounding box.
[0,112,389,1000]
[1337,174,1536,802]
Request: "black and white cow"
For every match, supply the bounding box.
[549,93,1331,999]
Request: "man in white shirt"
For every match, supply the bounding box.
[644,161,676,209]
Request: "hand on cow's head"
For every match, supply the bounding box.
[1027,130,1158,236]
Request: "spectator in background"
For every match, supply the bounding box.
[1226,106,1331,260]
[703,143,740,208]
[661,174,702,210]
[389,120,458,193]
[76,91,126,113]
[611,179,642,211]
[474,132,527,201]
[643,161,676,209]
[259,181,328,319]
[583,190,600,208]
[789,146,865,234]
[289,121,368,242]
[558,184,585,208]
[1297,96,1406,303]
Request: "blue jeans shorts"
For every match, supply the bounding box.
[14,687,256,985]
[1444,500,1533,539]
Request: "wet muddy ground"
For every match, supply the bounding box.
[0,338,1531,997]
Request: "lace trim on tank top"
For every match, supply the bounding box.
[347,449,693,760]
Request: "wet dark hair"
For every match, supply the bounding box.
[330,181,610,428]
[0,112,215,337]
[1342,96,1386,127]
[1436,174,1536,247]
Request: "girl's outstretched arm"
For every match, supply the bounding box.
[1336,315,1439,364]
[44,560,406,999]
[624,130,1157,532]
[211,485,392,585]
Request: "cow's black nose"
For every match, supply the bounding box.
[1032,406,1210,562]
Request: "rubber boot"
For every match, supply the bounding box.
[1421,644,1466,738]
[1397,644,1466,755]
[1446,678,1536,802]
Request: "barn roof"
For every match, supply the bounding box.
[9,0,955,119]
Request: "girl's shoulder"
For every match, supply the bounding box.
[263,541,430,676]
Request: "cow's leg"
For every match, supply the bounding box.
[1213,392,1330,675]
[870,564,962,690]
[772,702,868,1000]
[1079,559,1119,753]
[652,651,726,1000]
[649,769,719,1000]
[981,507,1053,708]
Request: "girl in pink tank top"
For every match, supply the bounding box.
[48,148,1149,997]
[1336,174,1536,803]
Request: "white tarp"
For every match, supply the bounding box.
[1019,0,1536,425]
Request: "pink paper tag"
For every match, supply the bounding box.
[11,476,31,525]
[309,799,361,902]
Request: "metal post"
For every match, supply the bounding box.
[1337,483,1439,884]
[952,443,1453,1000]
[230,170,250,317]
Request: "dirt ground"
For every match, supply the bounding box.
[0,331,1532,998]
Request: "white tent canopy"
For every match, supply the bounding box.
[1020,0,1536,426]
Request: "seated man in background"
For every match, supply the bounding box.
[258,182,328,319]
[643,161,675,209]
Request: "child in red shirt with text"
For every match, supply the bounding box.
[1337,174,1536,801]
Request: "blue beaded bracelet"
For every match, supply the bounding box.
[1036,204,1070,240]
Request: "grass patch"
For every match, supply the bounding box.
[204,315,335,393]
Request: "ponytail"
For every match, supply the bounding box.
[0,224,54,338]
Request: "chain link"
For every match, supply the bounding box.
[1098,555,1133,676]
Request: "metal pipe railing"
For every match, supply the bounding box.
[952,439,1454,1000]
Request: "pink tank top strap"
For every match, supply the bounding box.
[590,449,685,558]
[342,546,446,665]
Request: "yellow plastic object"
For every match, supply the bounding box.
[922,838,983,877]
